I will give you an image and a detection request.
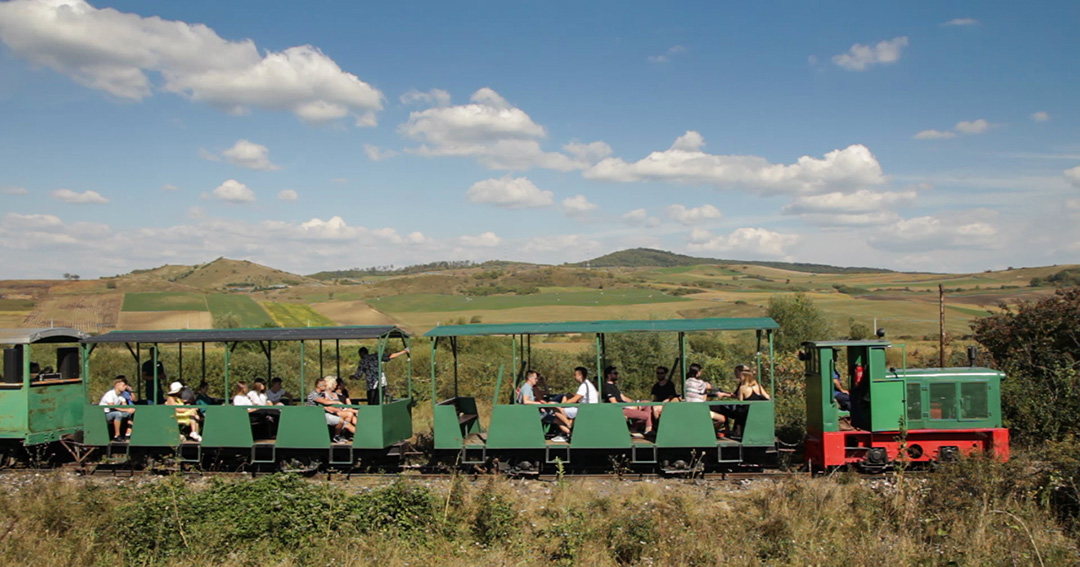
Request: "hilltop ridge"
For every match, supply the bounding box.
[572,248,895,273]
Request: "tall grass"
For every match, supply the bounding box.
[2,452,1078,567]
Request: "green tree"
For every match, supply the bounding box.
[766,293,834,352]
[972,287,1080,445]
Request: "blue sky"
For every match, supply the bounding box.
[0,0,1077,278]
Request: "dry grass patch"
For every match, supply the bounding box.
[116,310,212,330]
[22,293,122,332]
[311,300,398,326]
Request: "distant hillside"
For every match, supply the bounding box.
[574,248,894,274]
[123,258,313,290]
[308,259,534,280]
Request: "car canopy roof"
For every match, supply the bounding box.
[84,325,409,344]
[425,317,778,338]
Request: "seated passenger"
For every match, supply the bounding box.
[685,368,728,428]
[517,370,572,442]
[306,377,355,443]
[324,376,357,426]
[231,382,253,406]
[99,377,135,442]
[737,368,770,401]
[561,367,599,422]
[195,381,222,405]
[650,365,680,421]
[247,378,271,406]
[266,377,288,405]
[601,366,654,438]
[832,370,850,411]
[165,382,202,442]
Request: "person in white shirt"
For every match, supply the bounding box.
[247,378,271,406]
[561,366,598,421]
[99,377,136,441]
[231,382,253,406]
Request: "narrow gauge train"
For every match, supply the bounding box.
[0,319,1010,473]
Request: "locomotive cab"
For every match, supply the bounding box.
[802,340,1008,471]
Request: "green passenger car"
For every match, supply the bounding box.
[0,328,88,462]
[425,318,779,474]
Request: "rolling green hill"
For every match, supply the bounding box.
[573,248,894,274]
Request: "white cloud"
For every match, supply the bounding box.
[561,195,597,216]
[782,189,916,227]
[406,231,426,245]
[212,179,255,203]
[363,144,399,161]
[522,234,600,254]
[0,0,383,125]
[161,184,178,191]
[1031,111,1050,123]
[466,176,553,209]
[943,18,978,26]
[955,119,991,135]
[622,208,661,228]
[400,87,602,171]
[51,188,108,204]
[198,148,221,162]
[832,36,909,71]
[400,88,451,107]
[1065,166,1080,187]
[459,231,501,247]
[584,131,885,194]
[1,186,28,195]
[563,141,613,164]
[647,45,686,64]
[913,129,957,140]
[686,227,799,258]
[667,204,723,224]
[222,139,280,171]
[869,211,999,252]
[277,189,298,201]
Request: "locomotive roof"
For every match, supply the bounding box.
[425,317,778,337]
[84,325,409,344]
[0,327,88,344]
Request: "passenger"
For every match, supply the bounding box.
[99,377,135,442]
[195,381,222,405]
[685,367,728,428]
[231,382,253,406]
[601,366,654,438]
[324,376,357,426]
[247,378,271,406]
[266,377,288,405]
[116,375,137,404]
[306,377,355,443]
[650,365,680,421]
[561,366,599,422]
[352,346,409,405]
[165,382,202,442]
[180,384,196,404]
[832,370,850,411]
[141,357,167,404]
[736,368,770,401]
[517,370,572,442]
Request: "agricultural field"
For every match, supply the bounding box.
[263,302,337,327]
[116,310,213,330]
[310,300,398,326]
[122,292,208,311]
[206,294,275,327]
[371,288,688,313]
[22,294,123,333]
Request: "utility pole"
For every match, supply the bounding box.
[939,284,946,368]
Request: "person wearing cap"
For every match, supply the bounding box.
[99,377,135,442]
[165,381,202,442]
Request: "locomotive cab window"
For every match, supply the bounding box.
[905,382,922,422]
[929,382,957,420]
[960,382,989,420]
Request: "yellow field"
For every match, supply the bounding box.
[22,294,123,333]
[310,300,397,326]
[116,310,213,330]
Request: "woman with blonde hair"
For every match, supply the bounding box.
[736,368,770,401]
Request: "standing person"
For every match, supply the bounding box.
[601,366,654,438]
[99,377,135,441]
[141,356,166,404]
[352,346,409,405]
